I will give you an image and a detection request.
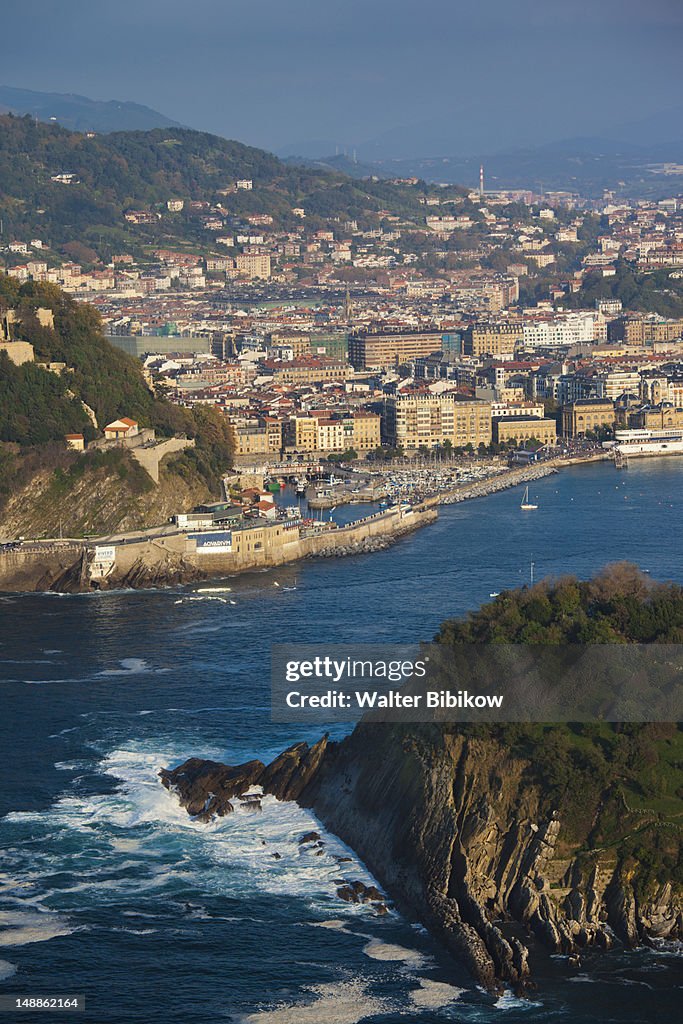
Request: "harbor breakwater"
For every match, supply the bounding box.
[427,460,557,507]
[0,505,437,593]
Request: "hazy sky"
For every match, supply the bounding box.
[1,0,681,156]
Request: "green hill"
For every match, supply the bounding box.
[0,279,233,534]
[0,115,437,259]
[563,261,683,319]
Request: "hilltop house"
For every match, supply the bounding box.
[103,417,139,440]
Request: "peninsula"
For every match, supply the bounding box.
[160,567,683,994]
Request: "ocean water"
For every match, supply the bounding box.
[0,459,682,1023]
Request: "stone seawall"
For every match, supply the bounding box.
[422,461,558,507]
[0,506,438,593]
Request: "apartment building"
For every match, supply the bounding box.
[260,356,352,385]
[285,411,381,453]
[269,331,311,358]
[462,321,524,357]
[348,330,443,370]
[234,254,271,279]
[383,392,492,450]
[522,312,599,349]
[493,417,557,446]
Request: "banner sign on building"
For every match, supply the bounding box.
[93,546,116,563]
[90,545,116,581]
[191,531,233,554]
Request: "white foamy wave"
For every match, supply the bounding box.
[3,748,382,907]
[240,979,392,1024]
[409,978,464,1008]
[648,937,683,957]
[0,911,72,947]
[494,990,541,1010]
[0,960,17,981]
[362,939,427,966]
[97,658,156,676]
[308,919,349,932]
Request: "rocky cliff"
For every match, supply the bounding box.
[159,571,683,993]
[0,448,212,541]
[160,723,682,994]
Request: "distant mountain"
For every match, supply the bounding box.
[0,86,182,134]
[287,134,683,199]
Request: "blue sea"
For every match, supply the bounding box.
[0,459,681,1022]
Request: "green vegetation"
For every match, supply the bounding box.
[437,563,683,644]
[564,261,683,318]
[0,352,93,445]
[435,565,683,884]
[0,115,432,257]
[0,280,234,509]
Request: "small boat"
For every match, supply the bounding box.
[489,591,500,598]
[520,486,538,510]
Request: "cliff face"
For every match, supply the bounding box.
[160,725,682,994]
[301,724,681,991]
[0,451,212,541]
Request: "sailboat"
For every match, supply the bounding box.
[520,486,538,511]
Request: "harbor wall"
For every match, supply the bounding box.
[0,506,437,593]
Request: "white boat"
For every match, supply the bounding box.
[520,486,538,511]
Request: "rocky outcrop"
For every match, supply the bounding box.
[159,739,329,822]
[96,554,208,590]
[160,724,682,994]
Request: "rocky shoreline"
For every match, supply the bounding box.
[160,729,681,995]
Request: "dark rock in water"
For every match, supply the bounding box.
[336,880,385,904]
[272,852,282,860]
[159,757,264,822]
[299,831,321,845]
[159,738,329,822]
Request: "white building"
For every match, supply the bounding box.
[522,312,598,349]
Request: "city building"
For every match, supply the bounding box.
[462,321,525,357]
[383,392,492,450]
[492,417,557,446]
[348,330,444,370]
[562,399,614,438]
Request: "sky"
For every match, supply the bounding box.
[1,0,682,157]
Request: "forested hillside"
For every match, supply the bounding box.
[435,565,683,890]
[0,115,436,257]
[0,279,233,531]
